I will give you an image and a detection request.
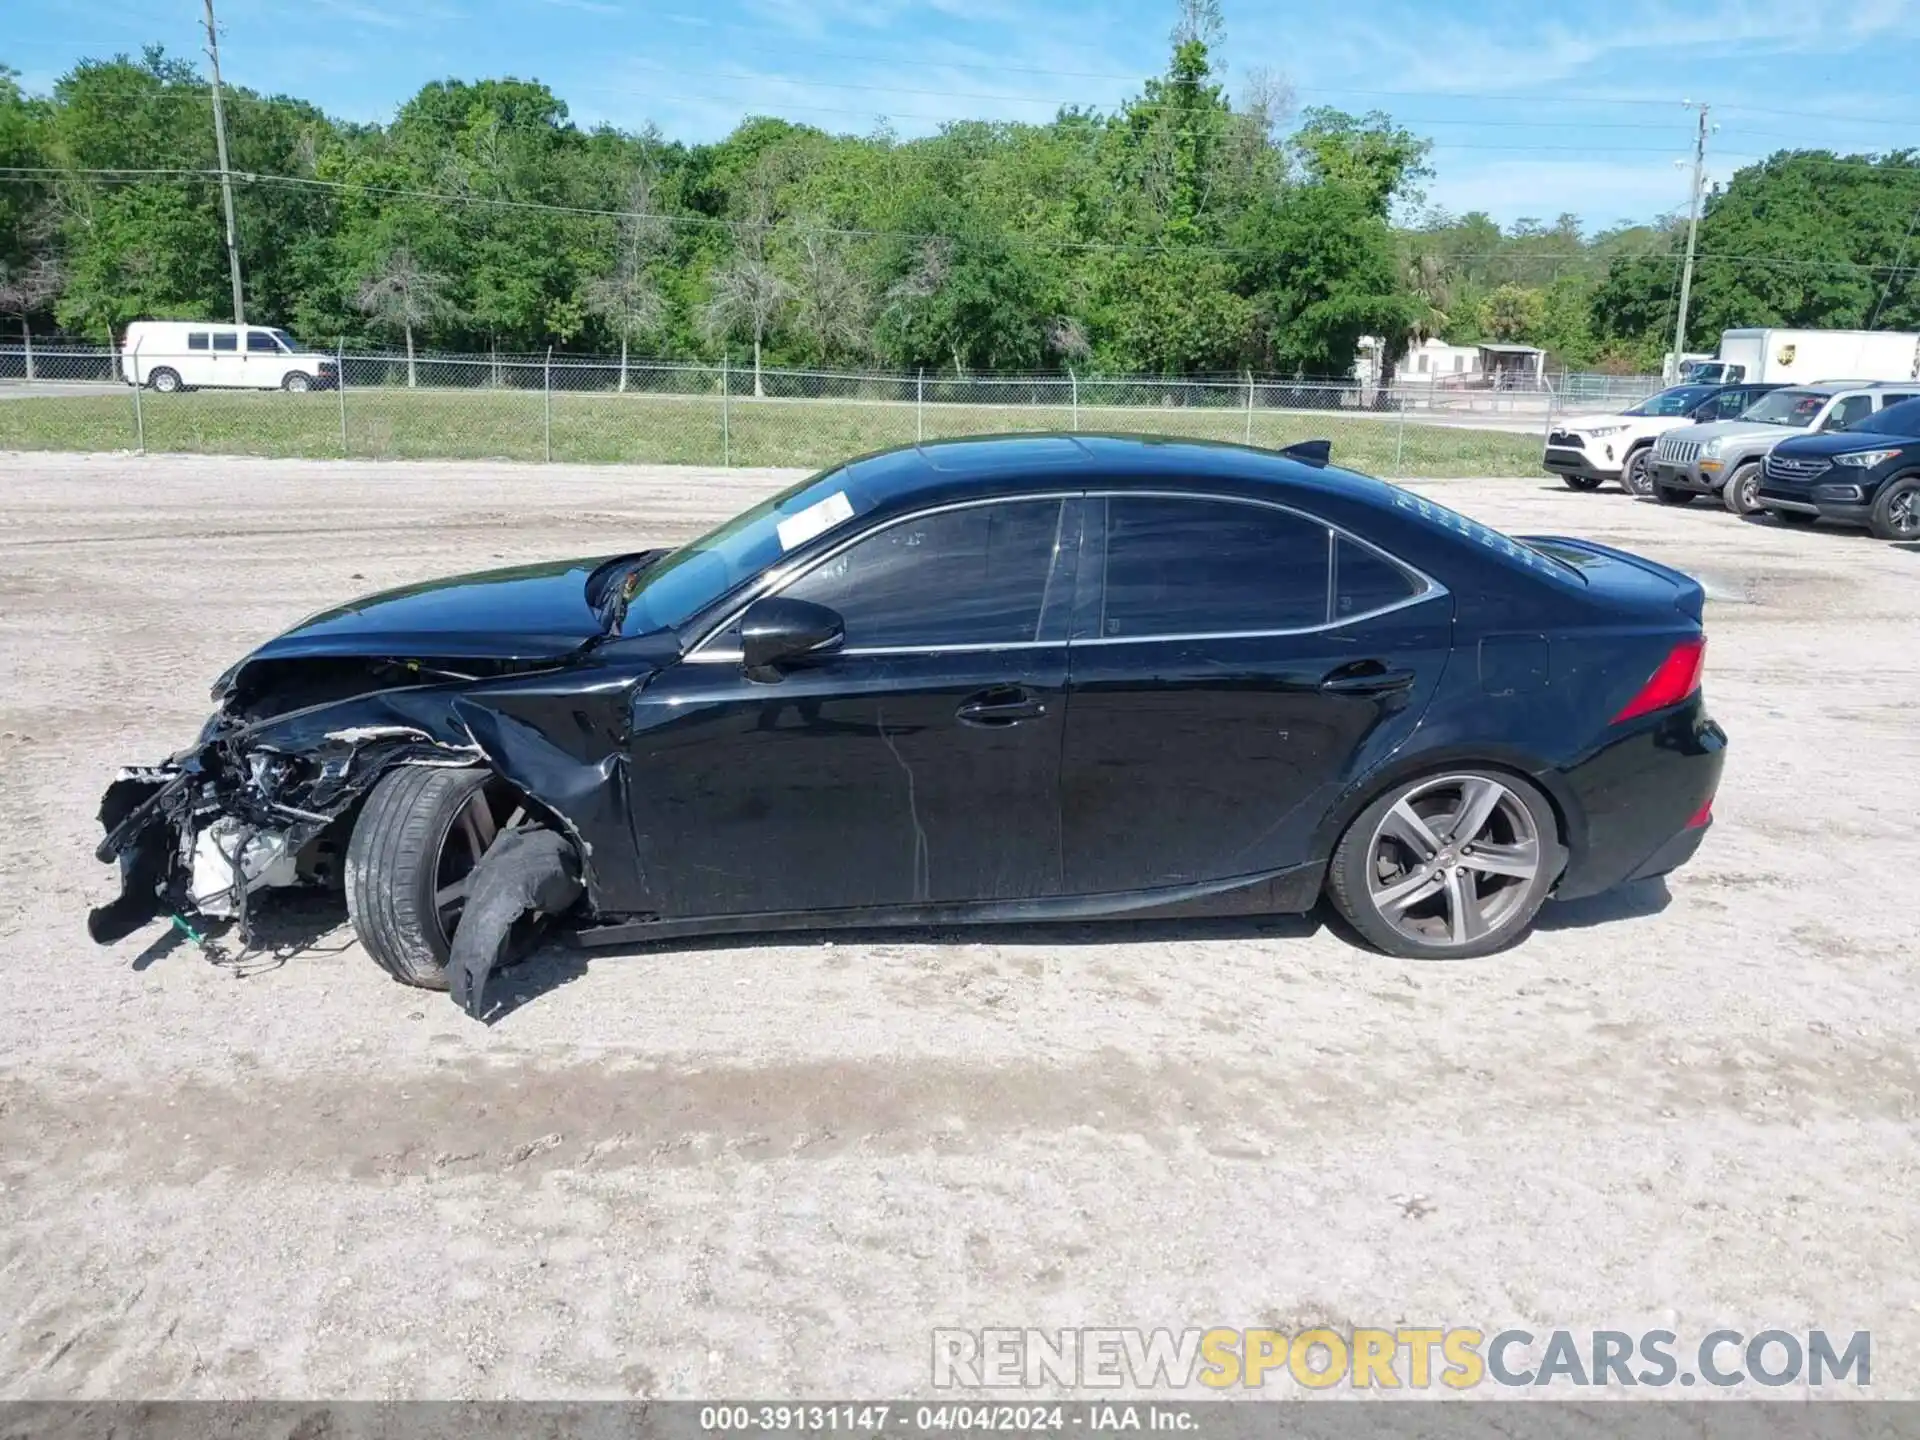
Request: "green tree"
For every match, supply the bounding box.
[355,246,456,386]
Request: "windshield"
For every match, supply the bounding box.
[620,466,873,634]
[1843,397,1920,437]
[1738,389,1826,426]
[1626,385,1718,417]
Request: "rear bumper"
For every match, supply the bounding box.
[1552,700,1727,901]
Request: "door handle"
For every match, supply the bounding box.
[956,687,1047,727]
[1319,662,1417,695]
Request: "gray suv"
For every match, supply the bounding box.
[1645,381,1920,514]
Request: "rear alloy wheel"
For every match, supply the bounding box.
[1560,474,1604,492]
[1870,477,1920,541]
[1721,460,1763,515]
[1328,771,1563,960]
[148,367,181,394]
[1623,447,1654,497]
[282,371,313,393]
[345,766,530,988]
[1652,482,1694,506]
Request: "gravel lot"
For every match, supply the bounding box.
[1,452,1916,1400]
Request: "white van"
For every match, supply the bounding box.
[122,321,339,393]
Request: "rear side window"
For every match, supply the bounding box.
[1099,496,1330,638]
[211,332,237,352]
[780,499,1063,649]
[186,332,209,351]
[1878,392,1918,409]
[1334,536,1421,619]
[247,330,280,353]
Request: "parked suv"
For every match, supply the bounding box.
[1645,382,1920,514]
[1756,394,1920,539]
[1543,382,1780,494]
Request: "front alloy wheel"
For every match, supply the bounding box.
[1328,772,1562,959]
[1722,461,1763,515]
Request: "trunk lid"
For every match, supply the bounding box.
[1517,535,1706,624]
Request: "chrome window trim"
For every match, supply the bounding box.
[681,486,1447,662]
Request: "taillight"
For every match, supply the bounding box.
[1685,799,1713,829]
[1613,635,1706,723]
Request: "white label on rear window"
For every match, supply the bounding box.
[776,490,855,551]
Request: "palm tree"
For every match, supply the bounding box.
[355,247,454,388]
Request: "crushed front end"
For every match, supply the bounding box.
[89,701,481,947]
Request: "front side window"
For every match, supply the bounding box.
[1740,389,1823,426]
[1825,395,1873,430]
[779,499,1063,649]
[1630,385,1716,417]
[1099,496,1331,639]
[211,332,237,353]
[247,330,281,353]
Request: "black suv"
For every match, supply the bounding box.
[1756,394,1920,539]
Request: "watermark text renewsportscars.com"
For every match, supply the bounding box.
[931,1328,1870,1391]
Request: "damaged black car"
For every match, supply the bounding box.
[91,434,1725,1017]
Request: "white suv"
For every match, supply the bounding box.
[1544,382,1780,495]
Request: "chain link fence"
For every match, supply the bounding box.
[0,342,1665,476]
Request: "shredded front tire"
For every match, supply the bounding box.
[345,766,493,988]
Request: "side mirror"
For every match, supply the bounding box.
[740,596,844,678]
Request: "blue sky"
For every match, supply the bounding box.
[8,0,1920,230]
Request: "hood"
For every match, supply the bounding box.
[1773,428,1916,459]
[247,555,639,666]
[1665,418,1803,445]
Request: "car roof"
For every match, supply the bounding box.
[835,433,1405,515]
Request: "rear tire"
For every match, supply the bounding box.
[148,367,181,394]
[1721,461,1763,515]
[1559,473,1604,492]
[1869,477,1920,541]
[283,371,313,393]
[345,766,517,988]
[1652,482,1694,506]
[1623,447,1654,497]
[1326,770,1564,961]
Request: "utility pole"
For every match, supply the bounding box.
[203,0,246,326]
[1671,101,1710,371]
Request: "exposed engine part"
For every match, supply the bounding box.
[188,819,301,917]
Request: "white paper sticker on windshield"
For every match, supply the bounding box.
[775,490,855,551]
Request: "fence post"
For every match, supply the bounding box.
[916,367,924,444]
[1070,368,1078,432]
[337,338,348,455]
[130,341,145,454]
[1244,369,1254,445]
[543,346,554,463]
[721,354,731,466]
[1394,382,1408,474]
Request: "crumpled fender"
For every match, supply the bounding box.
[446,828,584,1021]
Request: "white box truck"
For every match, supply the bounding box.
[122,321,339,393]
[1683,328,1920,386]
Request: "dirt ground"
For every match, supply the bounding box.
[1,452,1916,1401]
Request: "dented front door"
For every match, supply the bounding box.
[624,497,1077,918]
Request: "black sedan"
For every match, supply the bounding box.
[89,435,1726,1016]
[1756,395,1920,539]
